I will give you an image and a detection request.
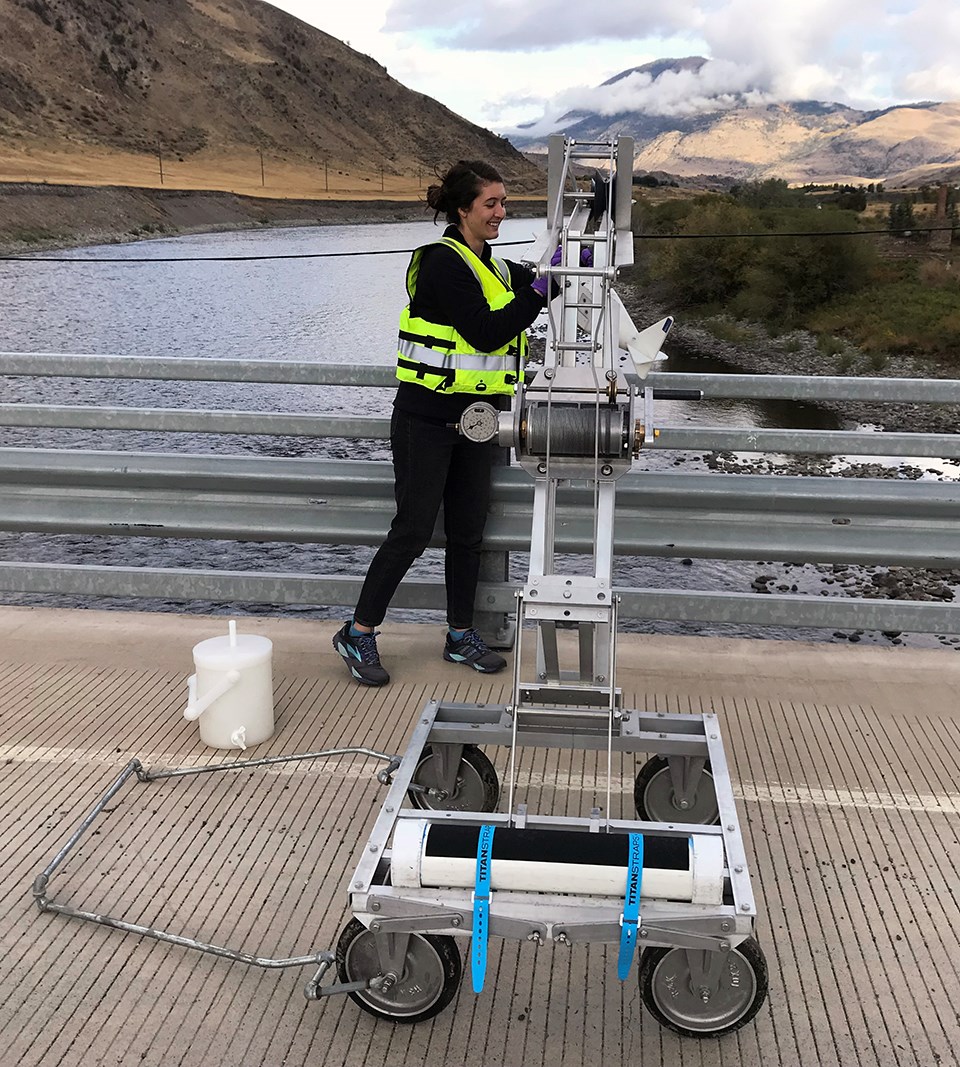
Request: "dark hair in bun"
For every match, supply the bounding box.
[425,160,504,224]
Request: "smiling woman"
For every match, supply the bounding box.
[331,159,551,686]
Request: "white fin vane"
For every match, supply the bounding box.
[614,294,673,380]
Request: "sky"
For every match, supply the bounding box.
[267,0,960,136]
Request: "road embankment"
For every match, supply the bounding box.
[0,181,438,253]
[0,182,547,254]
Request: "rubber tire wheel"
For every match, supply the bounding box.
[633,755,720,824]
[335,918,463,1023]
[639,937,768,1038]
[408,744,500,812]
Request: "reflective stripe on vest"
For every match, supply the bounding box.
[396,237,527,395]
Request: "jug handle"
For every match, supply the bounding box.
[183,670,241,721]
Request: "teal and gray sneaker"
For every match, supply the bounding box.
[332,622,389,686]
[442,628,506,674]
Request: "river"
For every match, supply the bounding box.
[0,219,951,648]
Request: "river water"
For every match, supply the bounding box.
[0,219,951,647]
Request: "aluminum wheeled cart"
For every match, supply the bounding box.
[30,136,768,1040]
[319,136,769,1037]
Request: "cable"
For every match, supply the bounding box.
[0,238,536,264]
[639,225,957,240]
[0,226,954,264]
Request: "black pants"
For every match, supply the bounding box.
[354,407,493,629]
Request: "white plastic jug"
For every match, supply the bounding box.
[183,620,274,749]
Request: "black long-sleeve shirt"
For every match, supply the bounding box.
[394,224,545,422]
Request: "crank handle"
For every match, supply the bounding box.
[376,757,402,785]
[304,952,374,1000]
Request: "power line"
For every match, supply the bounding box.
[639,225,956,240]
[0,227,954,264]
[0,239,537,264]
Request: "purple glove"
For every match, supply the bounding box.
[531,246,563,298]
[580,247,593,267]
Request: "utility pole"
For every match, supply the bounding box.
[931,182,951,251]
[156,138,164,186]
[380,161,384,192]
[258,146,265,187]
[324,160,329,192]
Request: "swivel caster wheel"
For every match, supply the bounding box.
[634,755,720,824]
[335,918,463,1023]
[408,743,499,812]
[639,937,768,1038]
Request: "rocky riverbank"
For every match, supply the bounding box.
[0,182,412,254]
[620,278,960,435]
[616,279,960,648]
[0,181,545,255]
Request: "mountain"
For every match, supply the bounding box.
[0,0,544,192]
[510,58,960,187]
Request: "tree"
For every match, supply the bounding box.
[732,210,875,327]
[730,178,804,209]
[836,185,867,212]
[642,198,875,327]
[889,198,917,236]
[649,201,756,307]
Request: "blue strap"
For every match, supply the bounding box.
[472,824,496,993]
[617,833,644,980]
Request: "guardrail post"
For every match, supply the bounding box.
[475,446,515,649]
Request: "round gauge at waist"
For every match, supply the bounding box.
[458,401,500,443]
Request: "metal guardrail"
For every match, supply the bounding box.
[4,355,959,455]
[1,351,959,635]
[5,351,960,400]
[1,450,958,564]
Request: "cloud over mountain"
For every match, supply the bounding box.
[507,58,960,187]
[375,0,960,134]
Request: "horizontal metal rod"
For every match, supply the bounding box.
[142,747,398,781]
[650,426,960,458]
[40,903,333,971]
[0,405,390,439]
[1,563,957,633]
[3,449,958,515]
[2,478,957,564]
[658,371,960,404]
[0,352,395,387]
[2,405,958,455]
[2,353,959,404]
[614,587,960,633]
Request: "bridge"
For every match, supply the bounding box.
[0,351,959,1066]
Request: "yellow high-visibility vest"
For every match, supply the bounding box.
[396,237,528,395]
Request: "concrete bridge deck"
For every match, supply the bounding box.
[2,605,959,1067]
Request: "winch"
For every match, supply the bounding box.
[323,135,768,1037]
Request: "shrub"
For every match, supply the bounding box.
[835,348,858,374]
[918,260,959,289]
[810,270,960,362]
[703,317,754,345]
[639,197,875,327]
[817,335,846,357]
[650,201,756,306]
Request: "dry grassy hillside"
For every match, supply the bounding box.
[0,0,545,198]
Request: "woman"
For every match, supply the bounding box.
[332,159,553,686]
